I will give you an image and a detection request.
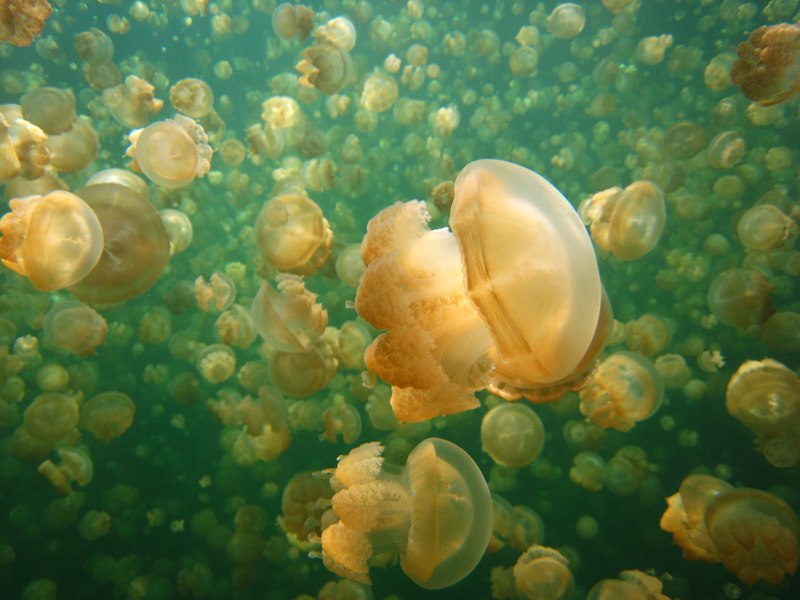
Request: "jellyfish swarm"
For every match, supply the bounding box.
[661,474,799,585]
[355,159,606,422]
[315,438,492,589]
[731,24,800,106]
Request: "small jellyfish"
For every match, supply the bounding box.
[481,403,545,468]
[604,446,651,497]
[513,546,574,600]
[579,352,664,432]
[68,183,171,305]
[196,272,237,313]
[159,208,193,255]
[79,510,111,540]
[737,205,798,251]
[707,269,775,335]
[44,117,99,174]
[0,190,104,292]
[546,4,585,40]
[24,392,80,443]
[570,451,606,492]
[587,570,670,600]
[261,96,304,130]
[707,131,746,169]
[129,115,213,188]
[102,75,164,129]
[268,342,337,398]
[216,305,257,350]
[196,344,236,384]
[253,193,333,276]
[316,438,492,589]
[43,301,107,356]
[731,24,800,106]
[635,35,673,65]
[279,471,333,549]
[271,3,314,41]
[579,181,666,261]
[74,27,114,64]
[80,392,135,442]
[315,16,356,51]
[85,168,149,197]
[335,244,366,288]
[321,398,362,444]
[252,274,327,352]
[21,86,76,135]
[39,446,93,495]
[329,321,372,370]
[296,43,354,96]
[625,314,671,357]
[170,78,214,119]
[360,71,398,113]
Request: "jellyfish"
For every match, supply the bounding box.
[24,392,80,443]
[578,351,664,431]
[38,446,93,495]
[85,168,149,197]
[335,244,366,288]
[44,117,99,174]
[196,272,236,313]
[579,181,666,261]
[481,403,545,468]
[726,359,800,468]
[21,87,76,135]
[360,71,398,113]
[329,321,372,370]
[79,510,111,540]
[0,105,50,181]
[731,24,800,106]
[170,78,214,119]
[216,305,257,349]
[196,344,236,384]
[253,193,333,276]
[737,204,798,251]
[321,397,362,444]
[356,160,607,422]
[271,2,313,41]
[102,75,164,129]
[128,115,212,188]
[707,269,775,335]
[587,570,670,600]
[79,392,136,442]
[43,301,107,356]
[546,4,585,40]
[0,0,53,46]
[268,341,337,398]
[625,314,671,357]
[604,446,651,497]
[570,451,606,492]
[513,546,574,600]
[67,183,171,305]
[159,208,193,255]
[0,190,104,292]
[296,43,354,96]
[314,438,492,589]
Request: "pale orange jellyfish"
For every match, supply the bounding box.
[587,570,670,600]
[707,268,775,335]
[38,446,93,495]
[513,546,573,600]
[278,471,333,550]
[129,115,212,188]
[21,86,76,135]
[314,438,492,589]
[79,392,136,442]
[356,160,607,422]
[0,0,53,47]
[44,117,99,174]
[251,274,327,352]
[296,43,354,96]
[0,190,104,292]
[24,392,80,443]
[43,301,108,356]
[67,183,170,304]
[481,403,545,468]
[731,24,800,106]
[253,193,333,276]
[268,342,337,398]
[271,2,314,41]
[321,398,361,444]
[546,4,585,40]
[102,75,164,129]
[196,272,237,313]
[170,78,214,119]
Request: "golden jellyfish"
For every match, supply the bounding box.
[253,193,333,276]
[74,27,114,64]
[85,168,149,197]
[635,35,673,65]
[196,344,236,384]
[329,321,371,370]
[602,0,633,15]
[261,96,304,130]
[0,104,50,182]
[79,510,111,540]
[663,121,706,160]
[624,313,671,357]
[356,160,606,423]
[360,71,398,113]
[252,274,327,352]
[707,131,745,169]
[314,438,492,589]
[24,392,79,443]
[509,46,539,77]
[268,342,337,398]
[129,115,212,188]
[513,546,573,600]
[170,78,214,119]
[321,397,362,444]
[481,403,545,468]
[159,208,193,255]
[731,24,800,106]
[216,305,257,349]
[704,488,798,585]
[546,4,585,40]
[570,451,606,492]
[586,570,670,600]
[0,0,52,46]
[654,354,692,389]
[196,272,237,313]
[707,269,775,335]
[296,43,354,96]
[726,359,800,468]
[67,183,170,304]
[579,181,666,261]
[604,446,651,497]
[36,363,69,391]
[44,117,99,174]
[0,190,103,292]
[271,3,314,42]
[335,244,366,288]
[21,87,76,136]
[316,16,357,51]
[79,392,135,442]
[38,446,93,495]
[737,204,798,251]
[579,351,664,432]
[219,138,246,167]
[102,75,164,129]
[660,474,734,562]
[43,301,107,357]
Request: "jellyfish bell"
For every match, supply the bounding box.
[0,190,104,292]
[169,78,214,119]
[296,43,354,96]
[318,438,492,589]
[67,183,170,304]
[21,86,76,136]
[731,24,800,106]
[481,403,545,468]
[85,168,149,197]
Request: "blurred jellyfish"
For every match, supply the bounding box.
[481,403,545,468]
[546,4,585,40]
[296,44,354,96]
[38,447,93,495]
[513,546,574,600]
[43,302,107,356]
[102,75,164,129]
[79,392,136,442]
[707,269,775,335]
[570,451,606,492]
[21,87,76,135]
[314,438,492,589]
[731,24,800,106]
[196,272,237,313]
[170,78,214,119]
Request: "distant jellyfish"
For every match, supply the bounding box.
[74,27,114,64]
[731,24,800,106]
[79,392,136,442]
[316,16,357,51]
[24,392,80,444]
[268,342,337,398]
[604,446,651,497]
[170,78,214,119]
[43,301,107,356]
[44,117,99,174]
[279,471,333,550]
[271,3,314,41]
[335,244,366,288]
[579,181,666,261]
[38,446,93,496]
[85,168,149,196]
[316,438,492,589]
[0,191,104,292]
[546,4,585,40]
[129,115,213,188]
[707,269,775,335]
[481,403,545,468]
[196,344,236,384]
[321,398,362,444]
[79,510,111,540]
[102,75,164,129]
[21,86,76,135]
[513,546,574,600]
[196,272,237,313]
[587,570,670,600]
[737,205,797,251]
[296,44,354,96]
[159,208,193,255]
[360,71,398,113]
[68,183,170,304]
[570,451,606,492]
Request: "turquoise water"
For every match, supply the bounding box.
[1,0,800,599]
